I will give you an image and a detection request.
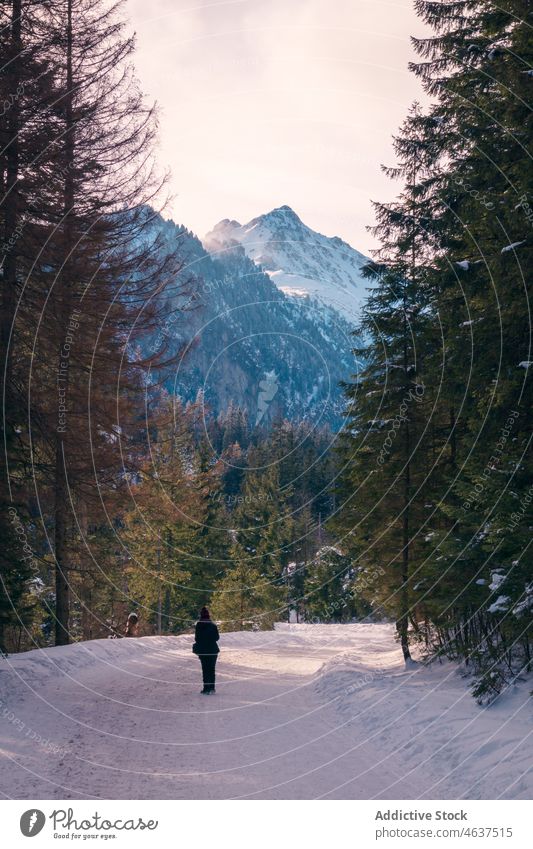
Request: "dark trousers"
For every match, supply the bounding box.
[199,654,217,690]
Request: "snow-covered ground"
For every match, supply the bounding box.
[0,624,530,800]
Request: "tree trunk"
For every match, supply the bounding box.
[1,0,21,410]
[54,456,70,645]
[54,0,75,645]
[1,0,22,551]
[397,310,412,663]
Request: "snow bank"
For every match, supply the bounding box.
[0,635,192,705]
[313,627,532,800]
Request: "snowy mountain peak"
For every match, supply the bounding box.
[252,204,302,225]
[206,218,242,244]
[204,206,370,322]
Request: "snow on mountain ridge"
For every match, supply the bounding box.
[204,206,370,322]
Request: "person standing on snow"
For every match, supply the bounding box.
[124,612,139,637]
[193,606,220,694]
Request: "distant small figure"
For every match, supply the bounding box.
[192,606,220,694]
[106,620,120,639]
[124,612,139,637]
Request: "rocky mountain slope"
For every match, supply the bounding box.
[148,207,370,428]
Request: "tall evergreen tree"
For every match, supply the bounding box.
[334,104,437,662]
[334,1,532,697]
[410,0,533,698]
[0,0,59,649]
[32,0,182,644]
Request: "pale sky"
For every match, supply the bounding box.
[126,0,428,254]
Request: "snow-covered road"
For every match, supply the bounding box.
[0,625,530,799]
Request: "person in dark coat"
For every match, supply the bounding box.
[194,607,220,694]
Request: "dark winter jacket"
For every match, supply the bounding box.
[194,620,220,655]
